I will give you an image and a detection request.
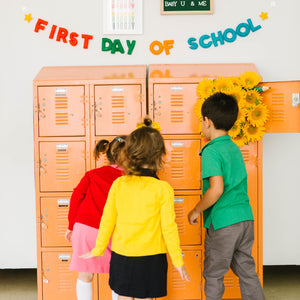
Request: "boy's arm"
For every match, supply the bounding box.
[188,176,223,225]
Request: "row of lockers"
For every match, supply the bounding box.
[40,193,201,248]
[38,139,201,192]
[41,245,253,300]
[35,72,300,137]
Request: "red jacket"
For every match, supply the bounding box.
[68,165,122,230]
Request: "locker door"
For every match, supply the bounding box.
[38,86,85,136]
[158,139,201,190]
[162,247,202,300]
[174,195,202,245]
[261,81,300,133]
[152,84,199,134]
[94,85,142,135]
[39,141,86,192]
[41,251,98,300]
[41,197,70,247]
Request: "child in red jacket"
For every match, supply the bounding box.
[65,136,126,300]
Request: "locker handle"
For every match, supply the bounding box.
[174,198,184,203]
[292,93,299,107]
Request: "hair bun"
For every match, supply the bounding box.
[144,116,152,127]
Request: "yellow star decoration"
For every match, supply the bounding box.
[24,13,33,23]
[259,12,268,20]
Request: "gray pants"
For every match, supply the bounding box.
[203,221,265,300]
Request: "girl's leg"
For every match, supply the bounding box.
[118,297,133,300]
[76,272,94,300]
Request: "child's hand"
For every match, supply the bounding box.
[176,264,190,282]
[65,229,72,243]
[188,209,200,225]
[79,251,95,259]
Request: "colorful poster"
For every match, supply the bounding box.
[103,0,143,34]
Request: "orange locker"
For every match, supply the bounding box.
[40,197,71,247]
[151,83,200,135]
[158,138,201,190]
[38,86,85,137]
[161,246,203,300]
[41,250,98,300]
[260,81,300,133]
[173,193,202,246]
[39,141,86,192]
[94,85,144,135]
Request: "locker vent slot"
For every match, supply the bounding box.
[241,150,250,162]
[175,206,185,234]
[56,152,70,181]
[170,94,184,123]
[170,150,184,179]
[111,96,125,124]
[171,268,186,289]
[224,276,235,288]
[57,207,69,237]
[270,93,285,122]
[58,262,72,291]
[55,97,69,125]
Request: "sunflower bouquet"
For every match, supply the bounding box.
[194,71,269,147]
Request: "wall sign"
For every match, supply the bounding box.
[161,0,213,15]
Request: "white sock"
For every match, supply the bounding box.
[76,279,93,300]
[112,290,118,300]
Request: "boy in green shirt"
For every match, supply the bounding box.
[188,92,265,300]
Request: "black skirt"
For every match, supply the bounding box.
[109,251,168,298]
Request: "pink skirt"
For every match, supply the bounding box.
[70,222,112,273]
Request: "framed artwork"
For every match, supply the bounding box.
[161,0,213,15]
[103,0,143,34]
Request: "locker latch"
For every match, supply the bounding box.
[292,93,299,107]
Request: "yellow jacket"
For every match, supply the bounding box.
[91,175,184,267]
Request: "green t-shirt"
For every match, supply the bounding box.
[200,135,254,230]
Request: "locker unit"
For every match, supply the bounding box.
[34,65,147,300]
[148,64,264,300]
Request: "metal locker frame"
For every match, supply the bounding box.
[148,64,263,300]
[34,65,147,300]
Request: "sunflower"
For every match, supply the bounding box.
[229,123,241,138]
[214,77,234,93]
[227,86,247,107]
[236,107,247,125]
[240,71,261,89]
[231,134,248,147]
[243,123,265,142]
[245,90,262,108]
[194,99,204,119]
[197,78,215,99]
[228,76,242,87]
[247,104,269,127]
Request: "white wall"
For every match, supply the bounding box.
[0,0,299,268]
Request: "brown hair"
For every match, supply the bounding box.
[122,117,165,175]
[94,135,126,165]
